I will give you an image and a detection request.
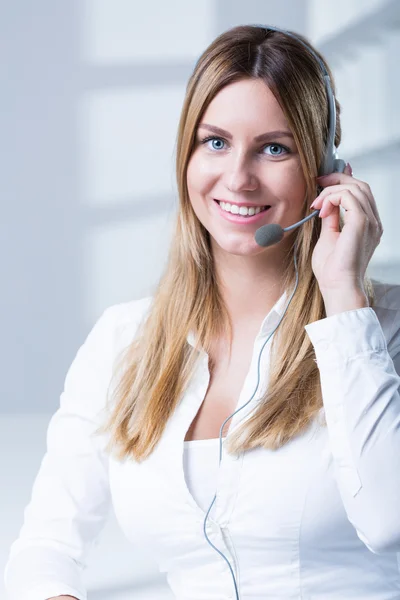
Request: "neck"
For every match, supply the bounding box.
[212,242,289,327]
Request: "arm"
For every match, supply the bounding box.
[4,306,119,600]
[305,306,400,554]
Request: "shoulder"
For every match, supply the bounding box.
[106,295,154,324]
[370,278,400,349]
[98,295,154,351]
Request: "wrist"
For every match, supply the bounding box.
[321,287,369,317]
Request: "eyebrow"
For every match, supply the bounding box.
[198,123,294,142]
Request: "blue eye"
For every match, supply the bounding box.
[200,136,225,150]
[264,144,287,156]
[199,135,290,157]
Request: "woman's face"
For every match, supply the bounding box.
[186,78,307,256]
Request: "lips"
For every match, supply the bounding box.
[212,198,272,224]
[214,199,270,209]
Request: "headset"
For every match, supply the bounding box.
[201,25,346,599]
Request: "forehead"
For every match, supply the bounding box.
[200,78,288,130]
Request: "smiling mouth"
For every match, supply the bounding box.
[214,199,271,214]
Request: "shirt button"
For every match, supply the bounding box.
[205,521,219,534]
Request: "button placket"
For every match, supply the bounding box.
[214,448,244,529]
[220,524,240,592]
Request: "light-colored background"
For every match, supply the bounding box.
[2,0,399,597]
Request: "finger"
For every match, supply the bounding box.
[316,172,355,186]
[320,201,340,236]
[353,181,383,235]
[319,189,368,223]
[317,173,383,233]
[319,194,363,262]
[315,183,365,204]
[313,184,381,234]
[343,162,352,176]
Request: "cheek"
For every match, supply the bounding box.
[187,153,217,196]
[271,163,307,203]
[186,158,209,219]
[186,158,198,194]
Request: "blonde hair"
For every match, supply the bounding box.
[95,25,375,462]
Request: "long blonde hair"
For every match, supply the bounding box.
[95,25,375,462]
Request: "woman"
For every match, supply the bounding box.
[4,24,400,600]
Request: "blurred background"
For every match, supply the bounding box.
[1,0,399,598]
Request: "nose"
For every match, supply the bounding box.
[224,154,258,194]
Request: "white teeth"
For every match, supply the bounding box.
[219,201,266,216]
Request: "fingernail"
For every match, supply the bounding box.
[346,162,353,175]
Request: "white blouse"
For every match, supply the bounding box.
[4,279,400,600]
[183,438,226,518]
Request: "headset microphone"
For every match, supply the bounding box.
[254,27,346,248]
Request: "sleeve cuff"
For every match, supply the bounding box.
[304,307,388,368]
[4,546,87,600]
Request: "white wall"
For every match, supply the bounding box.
[0,0,213,416]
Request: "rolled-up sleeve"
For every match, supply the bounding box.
[4,305,119,600]
[305,306,400,554]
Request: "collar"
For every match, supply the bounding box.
[186,289,288,352]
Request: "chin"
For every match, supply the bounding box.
[211,234,268,256]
